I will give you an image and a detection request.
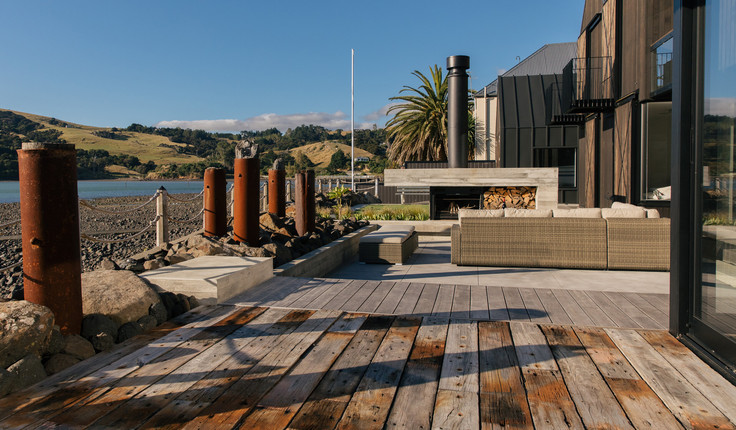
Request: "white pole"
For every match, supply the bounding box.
[351,48,355,191]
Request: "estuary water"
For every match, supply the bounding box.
[0,180,214,203]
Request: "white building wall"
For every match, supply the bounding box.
[473,96,497,161]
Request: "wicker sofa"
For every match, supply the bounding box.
[359,225,419,265]
[451,206,670,271]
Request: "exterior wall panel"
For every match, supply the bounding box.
[614,102,634,202]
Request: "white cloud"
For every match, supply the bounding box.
[362,103,398,122]
[706,98,736,117]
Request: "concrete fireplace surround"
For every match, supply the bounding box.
[384,167,559,210]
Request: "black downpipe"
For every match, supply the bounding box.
[447,55,470,168]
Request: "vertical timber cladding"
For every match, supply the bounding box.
[581,117,597,207]
[620,0,643,97]
[601,0,617,99]
[614,101,633,202]
[599,112,615,208]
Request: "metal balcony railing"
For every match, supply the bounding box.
[569,56,615,112]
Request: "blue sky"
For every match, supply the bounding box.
[0,1,585,132]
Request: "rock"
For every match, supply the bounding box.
[275,227,293,238]
[0,368,14,397]
[44,353,80,375]
[117,322,143,343]
[259,213,286,231]
[62,335,95,360]
[173,294,191,316]
[45,326,64,357]
[158,292,178,319]
[263,242,293,266]
[121,258,145,273]
[187,296,201,310]
[89,333,115,352]
[81,314,119,341]
[7,354,46,392]
[149,302,168,325]
[0,301,54,369]
[137,315,158,332]
[143,258,166,271]
[238,246,270,258]
[167,253,194,265]
[97,258,119,270]
[82,270,163,325]
[188,237,231,258]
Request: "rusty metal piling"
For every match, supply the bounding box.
[203,167,227,237]
[17,142,82,334]
[233,157,260,246]
[295,170,315,236]
[268,168,286,217]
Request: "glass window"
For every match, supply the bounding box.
[641,101,672,200]
[534,147,576,188]
[651,34,674,93]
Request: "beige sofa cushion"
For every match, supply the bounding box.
[361,226,414,244]
[611,201,661,218]
[611,202,638,209]
[504,208,553,218]
[646,209,661,218]
[601,208,646,218]
[458,209,504,218]
[552,208,602,218]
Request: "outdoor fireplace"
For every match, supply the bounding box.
[430,187,485,220]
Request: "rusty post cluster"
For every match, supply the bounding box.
[268,167,286,217]
[17,142,83,334]
[295,170,315,236]
[233,157,260,246]
[203,167,227,237]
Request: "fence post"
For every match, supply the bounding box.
[317,179,323,194]
[156,187,169,246]
[17,142,82,334]
[374,177,379,197]
[336,178,341,189]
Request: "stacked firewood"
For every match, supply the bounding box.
[483,187,537,209]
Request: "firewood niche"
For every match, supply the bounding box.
[483,186,537,209]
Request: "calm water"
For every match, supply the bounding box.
[0,180,215,203]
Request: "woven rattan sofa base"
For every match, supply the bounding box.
[607,218,670,270]
[359,231,419,264]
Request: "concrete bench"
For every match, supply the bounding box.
[140,256,273,304]
[359,225,418,265]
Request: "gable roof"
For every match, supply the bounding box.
[474,42,577,97]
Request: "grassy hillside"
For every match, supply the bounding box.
[10,110,204,165]
[289,141,373,167]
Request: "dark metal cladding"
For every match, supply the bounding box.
[233,157,260,246]
[17,143,83,334]
[203,167,227,237]
[268,168,286,217]
[295,170,315,236]
[447,55,470,168]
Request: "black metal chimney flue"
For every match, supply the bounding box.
[447,55,469,168]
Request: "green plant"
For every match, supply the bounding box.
[327,186,351,219]
[355,204,429,221]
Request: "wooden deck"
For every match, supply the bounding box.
[1,303,735,429]
[229,277,670,330]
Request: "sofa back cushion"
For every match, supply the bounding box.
[504,208,553,218]
[601,208,646,218]
[552,208,602,218]
[458,209,504,219]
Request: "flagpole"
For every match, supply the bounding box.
[351,48,355,191]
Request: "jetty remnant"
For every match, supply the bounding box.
[295,170,315,236]
[203,167,227,237]
[233,139,260,246]
[268,158,286,217]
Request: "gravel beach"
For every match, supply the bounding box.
[0,193,204,300]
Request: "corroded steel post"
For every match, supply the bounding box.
[295,170,315,236]
[17,142,82,334]
[268,168,286,217]
[233,157,260,245]
[203,167,226,237]
[306,170,315,233]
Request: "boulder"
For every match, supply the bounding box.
[259,213,285,231]
[81,314,119,341]
[7,354,46,392]
[62,335,95,360]
[143,258,166,271]
[82,270,162,325]
[45,326,64,357]
[167,253,194,265]
[262,243,292,267]
[149,302,168,325]
[137,315,158,332]
[97,258,119,270]
[89,333,115,352]
[0,368,14,397]
[44,353,80,375]
[117,322,143,343]
[0,301,54,369]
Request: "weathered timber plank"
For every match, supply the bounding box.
[224,276,291,306]
[375,281,411,314]
[451,284,471,319]
[550,289,594,327]
[386,317,449,429]
[181,309,342,429]
[357,281,396,313]
[438,319,479,393]
[323,280,368,310]
[251,277,312,307]
[478,321,533,430]
[288,316,394,430]
[0,305,237,428]
[305,278,354,309]
[604,292,661,329]
[540,325,633,429]
[503,288,530,322]
[469,285,490,320]
[510,322,583,429]
[621,292,669,329]
[534,289,573,325]
[270,278,329,308]
[414,283,440,316]
[393,283,425,316]
[341,280,382,312]
[432,390,480,430]
[37,306,266,428]
[586,291,640,328]
[486,286,510,321]
[138,308,312,429]
[638,293,670,314]
[606,328,735,430]
[0,304,219,421]
[75,307,269,428]
[432,284,455,318]
[639,329,736,425]
[335,317,421,430]
[288,279,341,309]
[238,331,355,429]
[567,290,616,327]
[574,327,683,430]
[518,288,552,324]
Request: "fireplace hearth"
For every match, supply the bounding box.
[430,187,485,220]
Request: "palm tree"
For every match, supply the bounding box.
[385,65,474,165]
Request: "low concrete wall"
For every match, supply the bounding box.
[275,224,379,278]
[369,220,457,236]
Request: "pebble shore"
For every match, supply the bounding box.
[0,193,204,300]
